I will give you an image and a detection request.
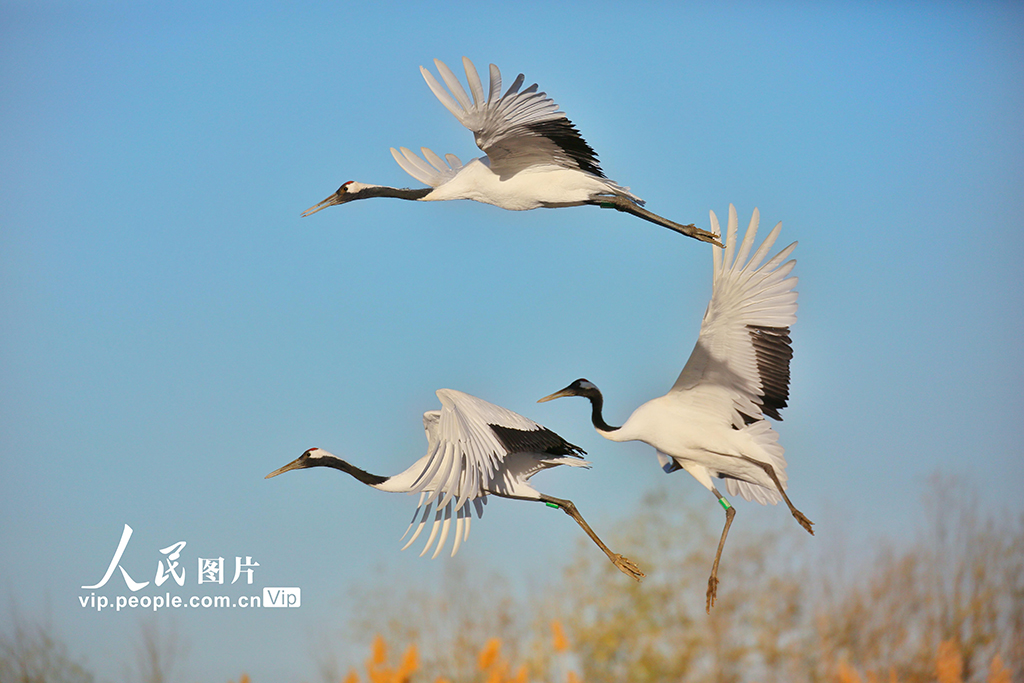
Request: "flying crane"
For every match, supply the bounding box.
[539,206,812,611]
[302,57,720,246]
[266,388,644,581]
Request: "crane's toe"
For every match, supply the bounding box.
[794,510,815,535]
[706,575,719,613]
[693,225,725,247]
[613,554,645,582]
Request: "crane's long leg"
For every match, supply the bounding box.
[740,456,815,535]
[708,487,737,613]
[592,196,724,247]
[538,494,645,581]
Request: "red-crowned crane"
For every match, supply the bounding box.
[267,388,643,581]
[301,57,720,246]
[539,206,812,611]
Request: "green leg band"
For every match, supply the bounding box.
[546,502,560,509]
[719,498,732,511]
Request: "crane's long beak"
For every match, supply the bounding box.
[265,457,306,479]
[537,387,573,403]
[301,192,344,217]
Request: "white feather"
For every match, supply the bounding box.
[275,388,588,561]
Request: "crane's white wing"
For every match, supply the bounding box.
[400,388,584,558]
[670,205,798,426]
[390,146,464,188]
[420,57,607,179]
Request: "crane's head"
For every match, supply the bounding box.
[301,181,364,216]
[538,379,620,433]
[537,378,602,403]
[265,447,335,478]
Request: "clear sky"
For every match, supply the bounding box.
[2,1,1022,681]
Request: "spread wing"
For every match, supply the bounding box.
[400,388,584,559]
[390,146,464,188]
[419,57,606,178]
[670,205,798,426]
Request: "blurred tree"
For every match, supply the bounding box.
[0,614,94,683]
[344,563,539,683]
[341,475,1022,683]
[550,477,1023,683]
[541,486,811,683]
[811,475,1023,683]
[127,618,187,683]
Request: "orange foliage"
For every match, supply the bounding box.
[551,619,570,653]
[330,634,534,683]
[398,644,419,678]
[988,655,1011,683]
[475,637,532,683]
[477,638,502,672]
[369,634,387,669]
[337,633,421,683]
[227,628,1016,683]
[836,659,862,683]
[829,638,1012,683]
[936,639,963,683]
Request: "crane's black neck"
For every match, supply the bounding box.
[586,391,620,433]
[364,186,431,201]
[319,457,388,486]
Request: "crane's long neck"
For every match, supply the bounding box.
[586,390,621,434]
[362,185,432,201]
[304,184,433,216]
[320,457,389,487]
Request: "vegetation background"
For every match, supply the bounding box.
[4,477,1021,682]
[2,2,1021,682]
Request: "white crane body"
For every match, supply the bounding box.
[417,158,620,210]
[539,205,811,610]
[603,389,788,503]
[266,388,643,580]
[301,57,720,245]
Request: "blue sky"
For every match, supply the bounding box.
[2,1,1022,681]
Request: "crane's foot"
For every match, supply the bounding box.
[793,509,815,535]
[611,553,645,582]
[706,574,719,613]
[667,221,723,247]
[690,225,724,247]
